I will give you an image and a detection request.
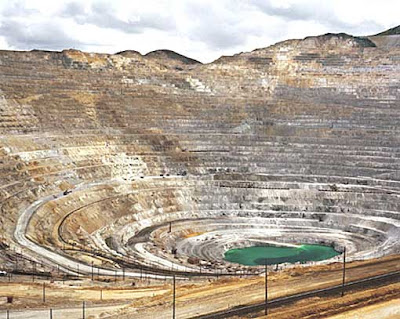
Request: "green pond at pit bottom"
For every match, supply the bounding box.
[224,244,340,266]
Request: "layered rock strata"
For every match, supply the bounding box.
[0,29,399,272]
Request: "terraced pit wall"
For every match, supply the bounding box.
[0,33,399,273]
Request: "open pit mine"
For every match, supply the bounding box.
[0,26,399,319]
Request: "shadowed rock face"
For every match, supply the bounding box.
[0,27,399,272]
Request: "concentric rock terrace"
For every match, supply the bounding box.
[0,29,400,276]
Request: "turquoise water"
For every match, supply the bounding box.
[224,244,340,266]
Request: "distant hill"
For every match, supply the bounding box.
[145,49,201,65]
[373,25,400,36]
[368,25,400,48]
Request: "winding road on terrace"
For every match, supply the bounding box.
[13,180,171,280]
[14,174,400,281]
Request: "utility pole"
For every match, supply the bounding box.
[172,275,176,319]
[342,246,346,297]
[265,262,268,316]
[82,301,86,319]
[50,308,53,319]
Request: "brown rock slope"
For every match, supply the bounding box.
[0,27,399,274]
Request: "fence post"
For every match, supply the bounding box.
[50,308,53,319]
[172,275,176,319]
[342,246,346,297]
[82,301,86,319]
[265,263,268,316]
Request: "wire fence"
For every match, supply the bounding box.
[1,243,391,319]
[0,302,123,319]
